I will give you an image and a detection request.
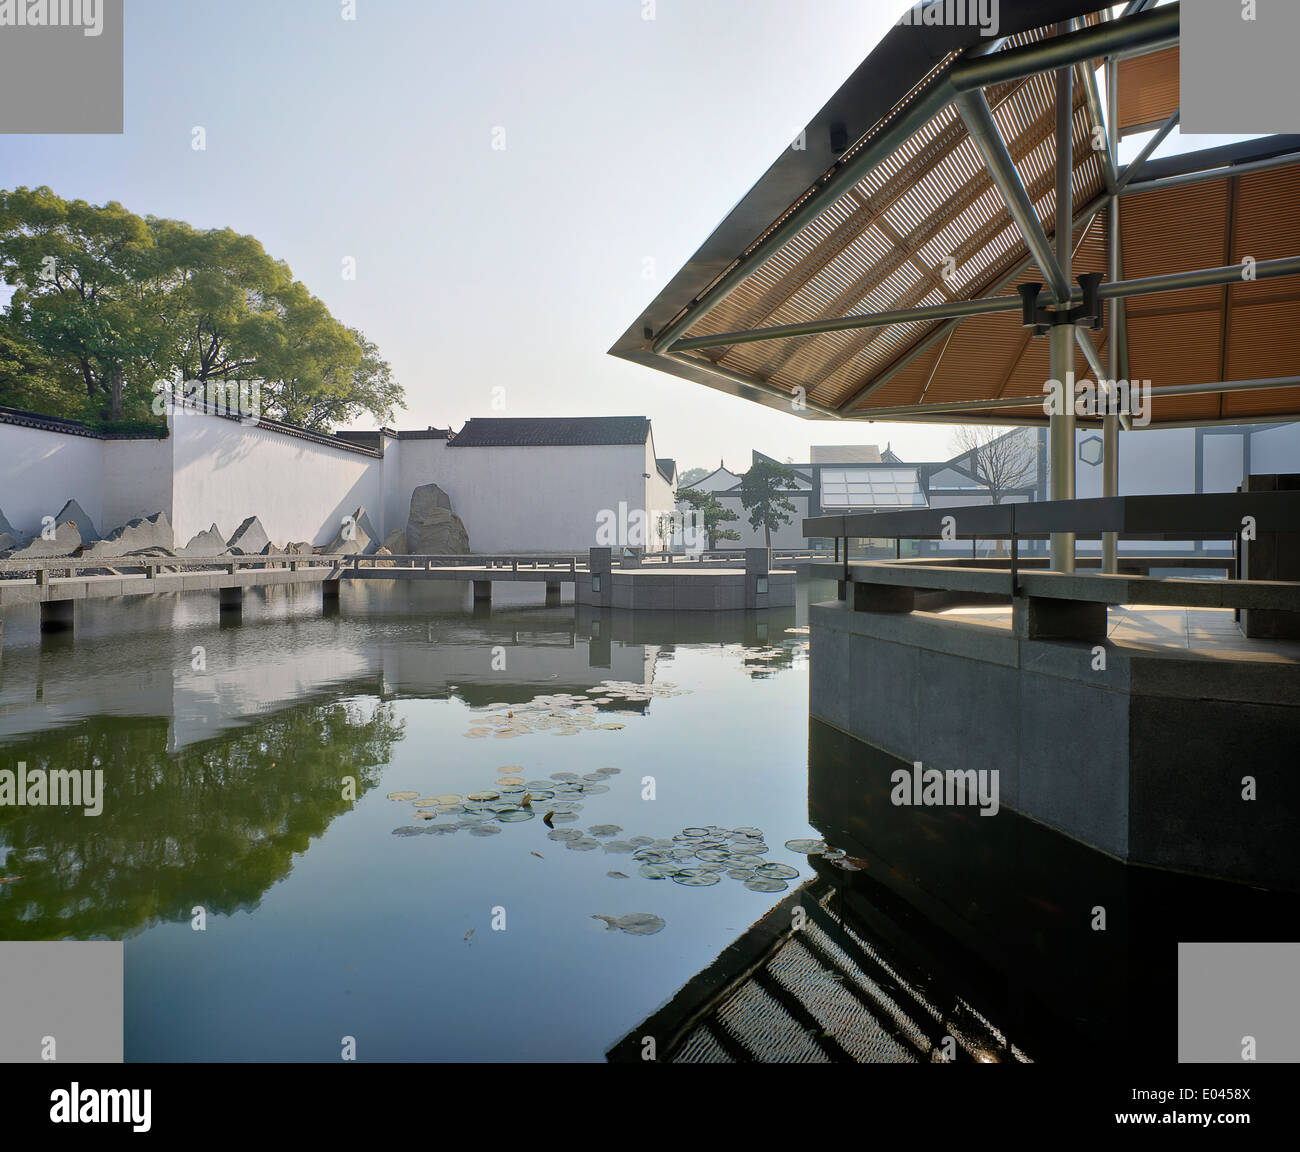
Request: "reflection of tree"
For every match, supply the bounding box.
[739,642,807,679]
[0,699,402,940]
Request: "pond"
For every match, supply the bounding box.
[0,577,834,1061]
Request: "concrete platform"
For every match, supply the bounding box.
[574,568,796,611]
[809,598,1300,891]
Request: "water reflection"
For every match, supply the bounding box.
[0,698,400,939]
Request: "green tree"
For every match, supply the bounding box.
[739,459,799,548]
[0,187,404,431]
[0,186,161,421]
[676,486,740,550]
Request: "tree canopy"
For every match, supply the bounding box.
[739,459,799,548]
[0,186,402,431]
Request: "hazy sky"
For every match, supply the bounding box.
[0,0,1237,473]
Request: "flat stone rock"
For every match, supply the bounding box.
[226,515,270,555]
[79,512,173,558]
[323,506,379,554]
[179,523,230,557]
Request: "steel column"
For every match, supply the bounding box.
[1050,24,1076,573]
[1103,53,1122,573]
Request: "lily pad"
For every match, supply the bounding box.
[731,826,763,838]
[602,840,635,854]
[469,824,502,836]
[496,809,535,822]
[386,791,419,801]
[672,868,721,886]
[783,838,828,854]
[725,853,766,867]
[696,847,732,862]
[588,824,622,837]
[549,811,580,824]
[744,876,789,893]
[606,871,630,879]
[614,913,666,935]
[433,794,463,805]
[566,837,601,851]
[468,790,501,802]
[550,771,579,782]
[638,863,675,880]
[628,836,655,847]
[726,868,756,880]
[754,862,800,880]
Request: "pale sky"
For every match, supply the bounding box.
[0,0,1250,473]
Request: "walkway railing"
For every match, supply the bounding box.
[804,492,1300,639]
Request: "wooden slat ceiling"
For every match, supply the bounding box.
[668,36,1300,427]
[1117,45,1179,135]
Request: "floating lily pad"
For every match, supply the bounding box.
[550,771,579,782]
[598,723,625,730]
[566,837,601,851]
[639,863,675,880]
[697,862,729,873]
[469,824,502,836]
[607,871,630,879]
[547,828,584,841]
[386,791,419,802]
[496,776,525,786]
[595,766,621,776]
[588,824,622,837]
[392,826,430,837]
[628,835,654,847]
[725,853,766,867]
[633,848,672,862]
[427,822,461,835]
[726,868,756,880]
[524,789,555,802]
[579,783,611,795]
[602,840,635,854]
[695,847,732,862]
[821,847,846,860]
[744,876,789,892]
[433,794,463,805]
[614,913,666,935]
[524,780,555,791]
[412,798,442,808]
[549,811,579,824]
[496,809,535,822]
[783,838,828,854]
[672,868,721,886]
[497,785,527,797]
[458,812,488,824]
[754,862,800,880]
[731,826,763,838]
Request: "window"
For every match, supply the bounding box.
[820,467,927,508]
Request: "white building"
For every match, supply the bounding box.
[0,406,677,555]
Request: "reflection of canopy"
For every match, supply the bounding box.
[611,2,1300,428]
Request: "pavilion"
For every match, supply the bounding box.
[613,1,1300,892]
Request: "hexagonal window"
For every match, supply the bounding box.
[1078,435,1103,467]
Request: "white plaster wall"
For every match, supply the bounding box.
[168,411,384,546]
[717,491,809,549]
[433,443,652,552]
[102,436,173,530]
[0,421,104,537]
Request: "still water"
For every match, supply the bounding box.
[0,578,833,1061]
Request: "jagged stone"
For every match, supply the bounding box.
[382,527,408,555]
[79,512,173,559]
[179,524,230,557]
[323,506,379,555]
[373,545,397,568]
[0,507,25,552]
[227,516,271,555]
[56,499,100,544]
[405,484,469,555]
[285,541,314,555]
